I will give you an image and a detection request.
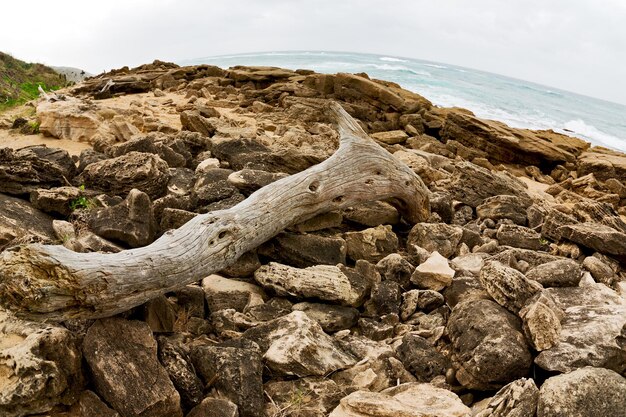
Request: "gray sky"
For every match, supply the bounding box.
[2,0,626,104]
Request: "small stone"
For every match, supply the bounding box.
[416,290,445,311]
[474,378,539,417]
[582,256,617,287]
[357,318,395,341]
[411,251,455,291]
[519,292,564,351]
[496,224,544,251]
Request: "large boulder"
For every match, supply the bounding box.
[0,311,83,417]
[38,98,102,142]
[537,367,626,417]
[82,318,182,417]
[447,299,532,390]
[76,151,170,199]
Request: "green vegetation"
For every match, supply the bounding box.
[69,185,96,211]
[0,52,67,112]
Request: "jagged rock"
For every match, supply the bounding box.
[0,146,77,195]
[227,168,287,195]
[488,248,563,271]
[180,110,216,136]
[82,318,182,417]
[157,336,204,410]
[37,98,102,142]
[577,149,626,182]
[219,250,262,278]
[411,251,455,291]
[331,356,415,392]
[255,262,368,307]
[474,378,539,417]
[444,161,531,207]
[0,311,83,417]
[202,274,266,313]
[243,311,357,377]
[343,201,400,227]
[417,290,445,311]
[407,223,463,258]
[519,292,564,351]
[376,253,414,287]
[52,219,76,241]
[443,276,490,308]
[400,290,420,321]
[357,317,395,341]
[190,340,263,417]
[534,284,626,373]
[476,195,531,226]
[397,334,450,382]
[365,280,401,316]
[393,149,450,185]
[451,253,488,276]
[537,367,626,417]
[259,232,347,267]
[187,398,239,417]
[264,377,345,417]
[293,302,359,333]
[329,382,470,417]
[582,255,617,287]
[344,225,399,262]
[447,299,532,390]
[371,129,409,144]
[77,151,170,199]
[0,193,56,251]
[195,157,221,173]
[77,148,108,173]
[496,224,544,251]
[559,222,626,258]
[88,189,157,247]
[540,208,577,241]
[479,261,543,314]
[64,231,123,253]
[524,259,582,287]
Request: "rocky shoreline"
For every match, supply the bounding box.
[1,61,625,417]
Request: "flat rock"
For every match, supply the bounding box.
[371,129,409,144]
[476,195,531,225]
[191,168,238,205]
[343,201,400,227]
[577,148,626,182]
[243,311,357,377]
[82,318,182,417]
[496,224,544,251]
[534,284,626,373]
[30,186,84,216]
[202,274,266,313]
[537,367,626,417]
[0,311,83,417]
[38,98,102,142]
[524,259,582,287]
[519,292,564,351]
[479,261,543,314]
[227,168,287,195]
[344,225,399,263]
[558,222,626,257]
[0,193,56,251]
[329,382,470,417]
[447,299,532,390]
[259,232,347,267]
[411,251,455,291]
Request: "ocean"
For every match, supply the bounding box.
[181,51,626,152]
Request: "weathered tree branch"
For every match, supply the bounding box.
[0,102,430,321]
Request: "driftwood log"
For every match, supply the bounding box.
[0,103,430,321]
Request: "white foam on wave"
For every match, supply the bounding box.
[561,119,626,150]
[379,56,407,62]
[366,64,431,76]
[423,63,447,69]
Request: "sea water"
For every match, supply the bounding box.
[181,51,626,152]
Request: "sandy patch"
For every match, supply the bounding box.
[0,129,91,156]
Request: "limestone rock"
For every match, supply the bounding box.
[329,382,470,417]
[524,259,582,287]
[69,390,121,417]
[537,367,626,417]
[376,253,415,287]
[227,168,287,195]
[264,377,345,417]
[577,148,626,182]
[331,356,416,393]
[479,261,543,314]
[259,232,347,267]
[30,186,85,216]
[343,201,400,226]
[396,334,450,382]
[371,130,409,144]
[77,151,171,199]
[202,274,266,313]
[582,255,618,287]
[157,336,204,410]
[0,193,56,251]
[476,195,531,225]
[37,98,102,142]
[474,378,539,417]
[518,292,564,351]
[243,311,357,377]
[496,224,544,251]
[82,318,182,417]
[0,311,83,417]
[293,302,359,333]
[180,110,216,136]
[411,251,455,291]
[344,225,399,263]
[447,299,532,390]
[407,223,463,259]
[186,398,238,417]
[366,280,401,316]
[192,168,238,206]
[88,189,157,247]
[143,295,176,333]
[255,262,368,307]
[291,211,344,233]
[559,222,626,257]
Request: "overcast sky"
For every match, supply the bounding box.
[2,0,625,104]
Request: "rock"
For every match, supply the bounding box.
[186,398,239,417]
[190,341,263,417]
[192,168,238,205]
[157,336,204,410]
[518,292,564,351]
[496,224,544,251]
[82,318,182,417]
[259,232,347,267]
[411,251,455,291]
[559,222,626,258]
[0,311,83,417]
[30,186,84,216]
[264,377,345,417]
[451,253,488,276]
[407,223,463,259]
[343,201,400,227]
[479,261,543,314]
[78,149,108,173]
[160,207,197,231]
[77,151,170,200]
[227,168,287,195]
[291,211,344,233]
[476,195,531,225]
[357,317,395,341]
[344,225,399,263]
[68,390,121,417]
[541,208,578,241]
[52,219,76,242]
[143,295,176,333]
[255,262,368,307]
[577,148,626,182]
[219,250,262,278]
[474,378,539,417]
[195,157,221,173]
[366,280,401,316]
[37,98,102,142]
[400,290,420,321]
[180,110,216,136]
[417,289,445,311]
[293,302,359,333]
[88,189,157,247]
[524,259,582,287]
[371,130,409,144]
[444,161,531,208]
[0,146,77,195]
[329,382,470,417]
[443,276,490,308]
[447,299,532,390]
[582,255,617,287]
[0,193,56,250]
[396,334,450,382]
[534,284,626,373]
[488,248,563,271]
[202,274,266,313]
[65,231,124,253]
[537,367,626,417]
[243,311,357,377]
[376,253,414,287]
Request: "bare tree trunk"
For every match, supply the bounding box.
[0,103,430,321]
